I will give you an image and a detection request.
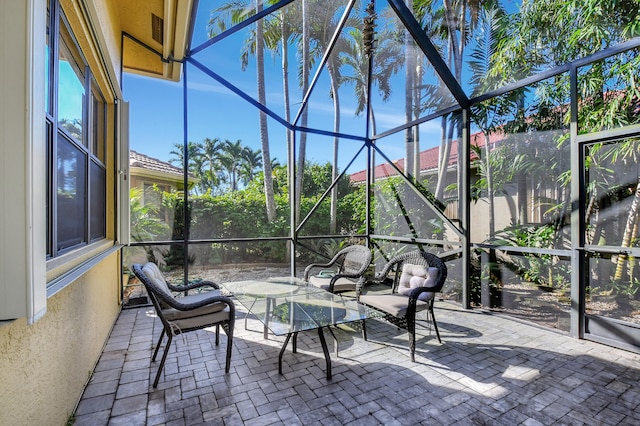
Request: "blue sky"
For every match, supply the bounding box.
[123,0,459,174]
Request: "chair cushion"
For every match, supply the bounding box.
[166,307,231,331]
[359,294,430,317]
[397,264,439,301]
[161,291,227,321]
[308,276,357,293]
[142,263,172,298]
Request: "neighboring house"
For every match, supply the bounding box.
[130,149,199,196]
[349,130,501,185]
[129,150,199,233]
[349,129,559,243]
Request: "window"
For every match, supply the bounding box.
[45,5,107,258]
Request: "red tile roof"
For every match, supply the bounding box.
[130,150,193,178]
[350,129,504,184]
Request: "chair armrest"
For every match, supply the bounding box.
[331,271,361,281]
[365,273,393,286]
[166,279,221,293]
[160,290,236,316]
[408,286,438,302]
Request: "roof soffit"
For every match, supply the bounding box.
[116,0,193,82]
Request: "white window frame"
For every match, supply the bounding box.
[0,0,47,323]
[0,0,129,323]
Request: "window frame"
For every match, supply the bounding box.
[46,4,107,259]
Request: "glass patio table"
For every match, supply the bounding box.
[220,277,381,379]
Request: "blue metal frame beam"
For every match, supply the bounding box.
[189,0,297,56]
[188,57,292,130]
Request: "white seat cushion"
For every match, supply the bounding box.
[359,294,431,318]
[397,264,439,301]
[142,263,172,298]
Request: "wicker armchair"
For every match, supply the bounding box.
[356,251,447,361]
[132,263,235,387]
[304,245,372,293]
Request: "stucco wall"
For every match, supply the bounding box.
[0,252,121,426]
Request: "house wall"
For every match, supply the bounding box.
[130,174,177,193]
[0,252,121,426]
[0,0,124,423]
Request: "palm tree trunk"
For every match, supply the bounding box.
[485,132,495,236]
[435,113,454,199]
[255,1,276,221]
[295,0,310,225]
[614,176,640,280]
[413,60,422,179]
[404,0,415,179]
[281,15,293,189]
[443,0,461,78]
[329,63,340,234]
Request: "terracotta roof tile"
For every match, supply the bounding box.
[130,150,195,178]
[350,129,503,184]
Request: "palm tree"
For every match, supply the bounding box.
[208,1,277,219]
[255,0,277,221]
[295,0,311,226]
[414,0,486,199]
[343,21,401,133]
[304,0,357,233]
[197,137,225,194]
[219,139,245,192]
[404,0,417,180]
[341,11,402,212]
[267,2,299,202]
[240,146,263,186]
[190,155,207,195]
[168,141,201,176]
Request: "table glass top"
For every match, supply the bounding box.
[221,276,323,298]
[221,278,381,335]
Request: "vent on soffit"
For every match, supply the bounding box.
[151,13,163,44]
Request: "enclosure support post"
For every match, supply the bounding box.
[569,66,585,339]
[461,107,471,309]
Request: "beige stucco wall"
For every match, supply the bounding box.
[470,193,519,243]
[0,252,121,426]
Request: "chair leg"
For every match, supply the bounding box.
[153,334,173,388]
[223,322,233,373]
[430,302,442,344]
[361,319,367,341]
[215,324,220,345]
[152,329,165,362]
[407,316,416,362]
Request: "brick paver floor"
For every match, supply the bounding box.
[74,301,640,425]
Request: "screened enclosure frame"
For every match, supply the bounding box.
[122,0,640,352]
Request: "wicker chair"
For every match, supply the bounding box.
[304,245,372,293]
[132,263,235,387]
[356,251,447,361]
